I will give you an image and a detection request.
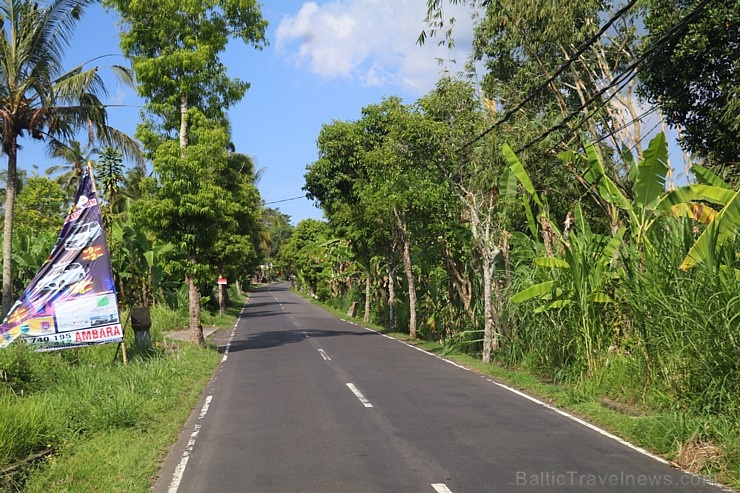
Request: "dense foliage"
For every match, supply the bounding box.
[0,0,737,488]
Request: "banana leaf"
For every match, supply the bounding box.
[502,143,543,207]
[656,184,735,210]
[670,203,717,224]
[681,190,739,270]
[534,257,570,269]
[584,144,632,211]
[511,280,555,303]
[632,132,669,208]
[691,164,729,188]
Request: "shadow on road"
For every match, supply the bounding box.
[241,301,297,310]
[226,328,372,352]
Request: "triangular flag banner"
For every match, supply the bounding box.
[0,169,122,351]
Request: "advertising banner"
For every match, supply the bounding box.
[0,169,122,351]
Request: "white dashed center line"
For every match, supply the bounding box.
[346,383,373,408]
[432,484,453,492]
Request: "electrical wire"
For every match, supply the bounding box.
[460,0,641,150]
[511,0,714,155]
[263,195,305,205]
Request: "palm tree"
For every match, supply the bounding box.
[45,139,95,201]
[0,0,142,315]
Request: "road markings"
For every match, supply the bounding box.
[168,395,213,493]
[317,349,331,361]
[346,383,373,408]
[356,324,686,476]
[432,484,454,493]
[480,376,673,465]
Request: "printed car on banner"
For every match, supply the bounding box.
[0,169,122,351]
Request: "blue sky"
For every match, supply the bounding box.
[16,0,477,226]
[15,0,687,226]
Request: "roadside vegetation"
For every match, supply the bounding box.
[0,289,245,492]
[0,0,737,491]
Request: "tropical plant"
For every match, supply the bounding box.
[10,229,58,295]
[655,164,739,271]
[95,146,124,204]
[45,139,95,200]
[106,0,267,344]
[511,203,624,374]
[12,176,66,234]
[560,133,670,250]
[109,220,175,308]
[0,0,141,315]
[639,0,740,172]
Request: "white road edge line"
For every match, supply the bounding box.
[346,383,373,408]
[168,395,213,493]
[432,484,454,493]
[318,348,331,361]
[355,324,719,483]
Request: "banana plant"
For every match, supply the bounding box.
[511,203,625,373]
[560,132,669,250]
[110,221,175,307]
[561,133,738,271]
[502,143,562,257]
[502,143,545,239]
[10,230,58,294]
[655,164,739,271]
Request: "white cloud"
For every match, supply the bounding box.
[276,0,477,96]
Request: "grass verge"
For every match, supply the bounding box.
[0,294,245,492]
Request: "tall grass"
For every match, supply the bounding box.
[0,289,245,491]
[623,224,739,417]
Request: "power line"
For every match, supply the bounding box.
[460,0,641,150]
[513,0,713,155]
[263,195,305,205]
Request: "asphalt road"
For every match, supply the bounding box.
[152,283,725,493]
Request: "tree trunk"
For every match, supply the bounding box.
[187,254,203,345]
[394,209,417,338]
[443,241,474,322]
[481,252,497,363]
[387,263,396,331]
[502,231,514,338]
[2,139,18,317]
[363,267,371,323]
[403,243,417,338]
[180,94,189,149]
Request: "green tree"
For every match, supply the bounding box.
[96,146,124,203]
[306,98,452,338]
[208,151,263,314]
[420,77,511,362]
[105,0,268,148]
[0,0,140,315]
[639,0,739,176]
[95,145,125,233]
[13,176,66,233]
[106,0,268,343]
[262,207,293,260]
[132,112,233,344]
[279,219,330,296]
[421,0,643,224]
